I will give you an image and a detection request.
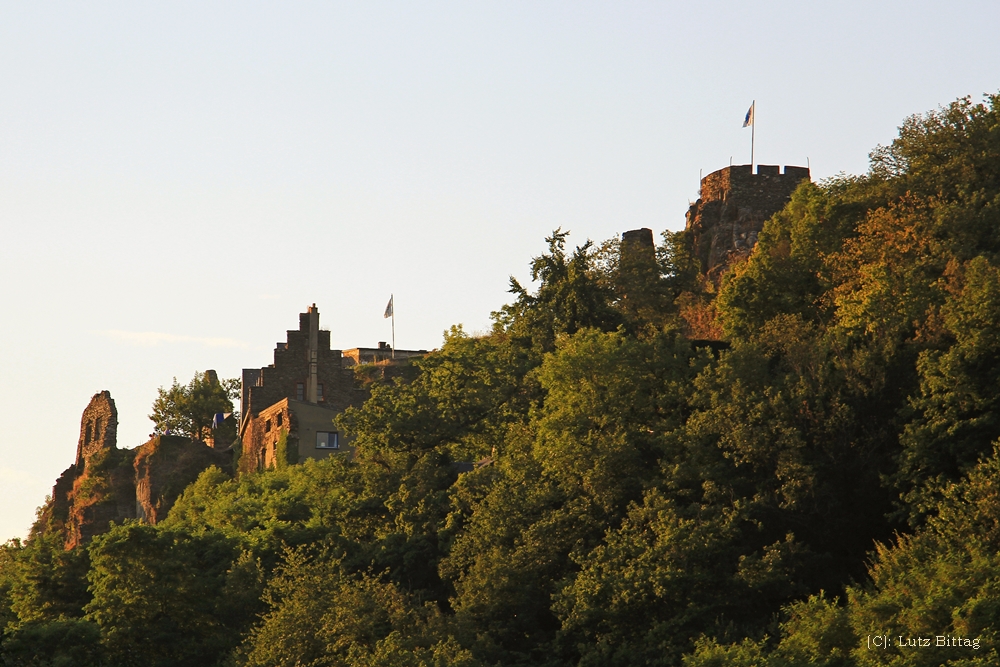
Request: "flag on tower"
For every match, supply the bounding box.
[384,295,393,319]
[743,102,754,128]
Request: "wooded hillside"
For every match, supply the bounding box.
[3,93,1000,667]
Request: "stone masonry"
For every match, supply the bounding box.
[75,391,118,469]
[685,164,810,279]
[621,227,655,254]
[239,305,368,473]
[240,305,360,423]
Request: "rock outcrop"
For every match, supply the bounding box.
[37,391,234,549]
[134,435,232,524]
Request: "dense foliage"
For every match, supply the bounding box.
[3,93,1000,666]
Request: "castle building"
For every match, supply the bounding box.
[685,164,810,279]
[238,305,427,472]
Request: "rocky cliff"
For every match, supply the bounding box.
[134,435,231,524]
[36,392,233,549]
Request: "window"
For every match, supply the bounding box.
[296,382,304,401]
[85,423,92,445]
[317,384,324,401]
[264,419,271,433]
[316,432,339,449]
[95,418,102,441]
[276,413,283,427]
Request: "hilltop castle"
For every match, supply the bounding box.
[45,308,426,548]
[46,162,809,548]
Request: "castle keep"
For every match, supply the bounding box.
[685,164,810,278]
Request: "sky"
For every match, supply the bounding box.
[2,1,999,541]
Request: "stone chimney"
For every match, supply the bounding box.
[305,304,319,404]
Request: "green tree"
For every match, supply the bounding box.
[494,229,622,354]
[149,370,239,441]
[0,618,104,667]
[238,546,479,667]
[84,522,246,667]
[4,530,91,626]
[555,490,794,667]
[898,257,1000,521]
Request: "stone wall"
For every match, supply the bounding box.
[241,309,361,421]
[686,164,810,279]
[75,391,118,469]
[341,344,428,367]
[621,227,654,253]
[239,397,354,475]
[241,399,294,473]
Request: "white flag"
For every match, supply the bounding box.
[383,295,393,319]
[743,102,754,128]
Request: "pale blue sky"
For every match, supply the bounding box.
[2,1,998,540]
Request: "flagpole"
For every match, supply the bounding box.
[391,294,395,359]
[751,100,755,170]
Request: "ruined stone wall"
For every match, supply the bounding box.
[41,392,235,550]
[240,399,295,473]
[621,228,655,253]
[75,391,118,469]
[686,164,810,279]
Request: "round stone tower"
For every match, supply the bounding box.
[685,164,810,279]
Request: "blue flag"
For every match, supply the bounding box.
[743,102,754,128]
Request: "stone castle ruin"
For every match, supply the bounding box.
[75,391,118,470]
[43,162,809,548]
[44,305,428,549]
[685,164,810,279]
[46,391,231,549]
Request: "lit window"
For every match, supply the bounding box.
[316,432,339,449]
[296,383,304,401]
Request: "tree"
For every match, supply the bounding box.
[149,371,239,441]
[493,229,621,353]
[85,522,246,667]
[238,546,479,667]
[898,257,1000,522]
